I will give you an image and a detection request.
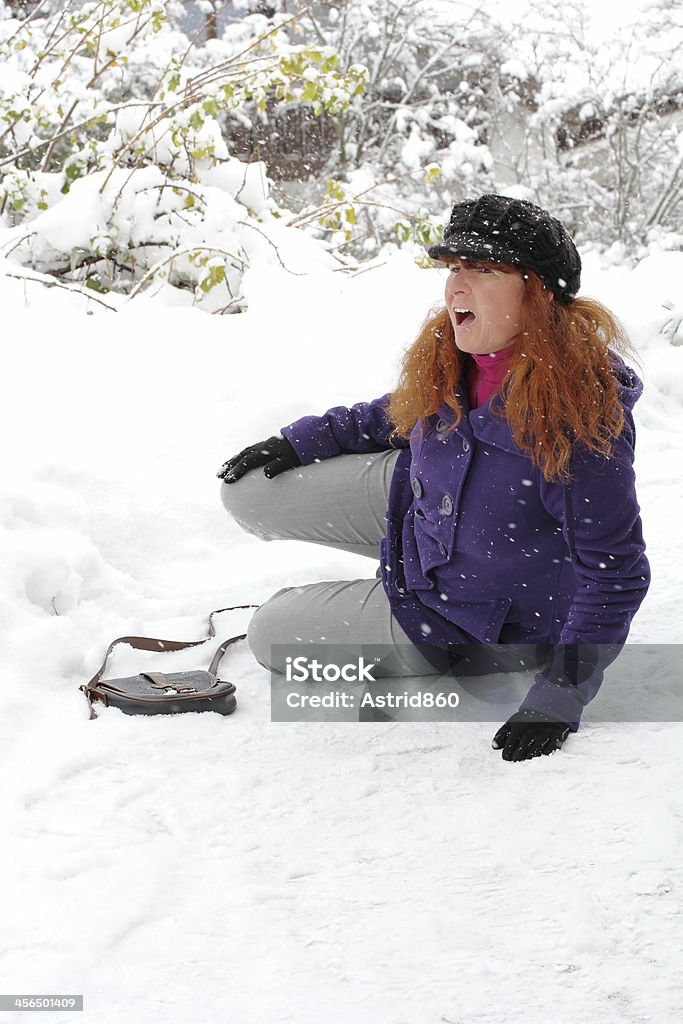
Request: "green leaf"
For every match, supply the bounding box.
[85,276,109,294]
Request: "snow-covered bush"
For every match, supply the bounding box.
[1,0,681,306]
[0,0,368,310]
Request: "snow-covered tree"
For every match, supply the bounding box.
[501,0,683,254]
[261,0,513,258]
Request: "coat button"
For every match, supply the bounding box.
[394,581,405,594]
[436,418,448,432]
[440,494,453,516]
[462,440,470,453]
[412,477,423,498]
[438,543,448,557]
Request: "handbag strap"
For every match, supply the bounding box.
[80,604,259,716]
[207,632,250,676]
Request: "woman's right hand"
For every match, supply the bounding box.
[216,435,302,483]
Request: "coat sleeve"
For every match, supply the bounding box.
[279,393,408,465]
[518,407,651,730]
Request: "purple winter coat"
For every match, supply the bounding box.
[280,350,650,730]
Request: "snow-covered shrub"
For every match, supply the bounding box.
[0,0,369,310]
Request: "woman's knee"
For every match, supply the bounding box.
[246,588,293,672]
[220,476,277,541]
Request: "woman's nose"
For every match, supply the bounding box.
[446,273,471,298]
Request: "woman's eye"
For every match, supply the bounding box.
[478,266,493,274]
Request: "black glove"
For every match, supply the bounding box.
[216,435,302,483]
[491,709,571,762]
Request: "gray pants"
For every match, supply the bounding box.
[220,449,440,676]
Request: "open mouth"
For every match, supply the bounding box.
[454,308,476,327]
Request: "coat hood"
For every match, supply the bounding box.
[608,350,643,411]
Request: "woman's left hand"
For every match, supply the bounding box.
[492,709,571,762]
[217,435,301,482]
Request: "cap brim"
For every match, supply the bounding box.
[426,239,525,266]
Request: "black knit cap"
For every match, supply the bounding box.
[427,193,581,305]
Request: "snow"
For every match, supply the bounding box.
[1,247,682,1022]
[492,0,651,42]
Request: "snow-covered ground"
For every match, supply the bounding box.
[1,247,681,1023]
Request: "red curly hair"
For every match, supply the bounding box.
[386,264,641,483]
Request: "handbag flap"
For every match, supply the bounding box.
[97,670,231,701]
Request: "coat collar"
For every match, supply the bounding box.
[439,385,524,456]
[469,402,522,455]
[437,350,643,458]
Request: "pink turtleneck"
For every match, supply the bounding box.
[465,343,515,410]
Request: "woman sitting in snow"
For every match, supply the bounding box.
[217,193,650,762]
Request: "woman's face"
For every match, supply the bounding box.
[442,258,526,356]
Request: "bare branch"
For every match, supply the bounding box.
[1,264,118,311]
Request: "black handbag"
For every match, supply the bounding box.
[80,605,259,719]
